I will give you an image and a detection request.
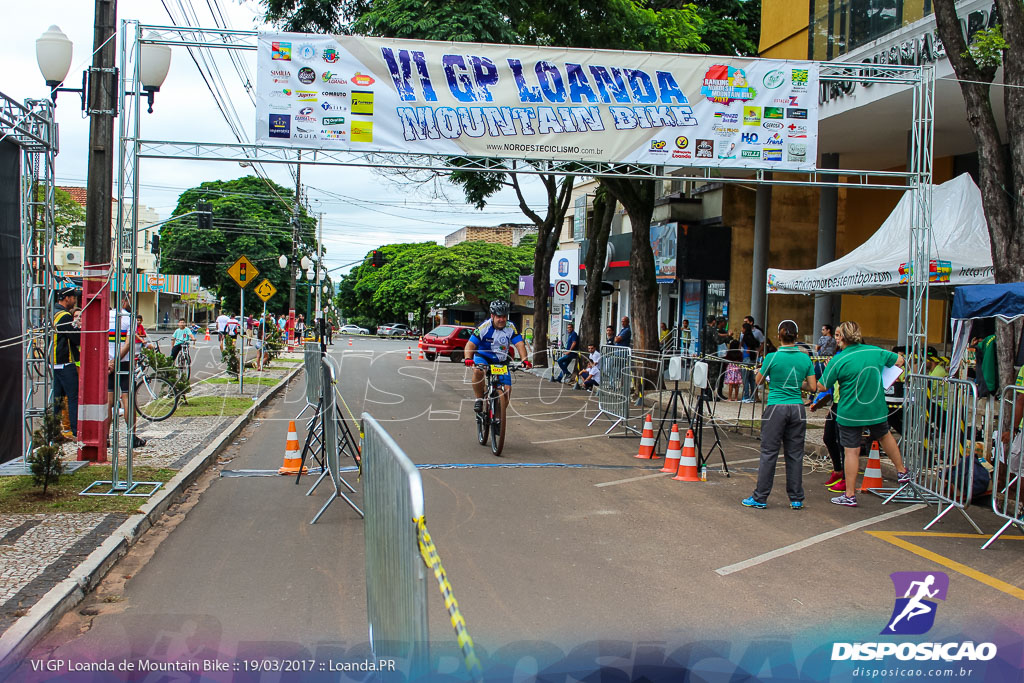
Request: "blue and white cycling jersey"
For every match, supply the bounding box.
[470,319,523,363]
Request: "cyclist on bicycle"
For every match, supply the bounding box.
[463,299,532,414]
[170,318,195,362]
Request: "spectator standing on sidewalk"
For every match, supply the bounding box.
[614,316,631,347]
[52,287,81,439]
[817,320,911,507]
[605,326,615,347]
[740,322,761,403]
[108,296,145,448]
[742,320,816,510]
[552,322,579,383]
[216,310,229,351]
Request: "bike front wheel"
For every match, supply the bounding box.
[135,375,179,422]
[489,394,506,456]
[175,350,191,381]
[476,403,489,445]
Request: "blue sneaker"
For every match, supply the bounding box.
[790,501,804,510]
[741,496,766,509]
[897,469,912,484]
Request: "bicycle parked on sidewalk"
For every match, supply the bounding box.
[133,344,182,422]
[474,360,525,456]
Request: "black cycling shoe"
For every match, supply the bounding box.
[473,399,483,414]
[132,435,147,448]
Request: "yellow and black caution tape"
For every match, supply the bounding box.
[414,516,482,682]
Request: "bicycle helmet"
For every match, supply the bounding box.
[489,299,510,316]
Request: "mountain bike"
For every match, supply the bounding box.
[474,360,524,456]
[173,340,193,381]
[133,349,180,422]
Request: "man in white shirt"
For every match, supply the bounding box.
[216,311,230,351]
[108,297,145,447]
[225,314,241,345]
[587,343,601,367]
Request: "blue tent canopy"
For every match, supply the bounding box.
[951,283,1024,322]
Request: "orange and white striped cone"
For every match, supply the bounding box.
[278,420,308,475]
[418,348,425,360]
[659,424,682,473]
[348,337,353,346]
[203,328,210,341]
[634,415,658,459]
[859,440,884,492]
[673,429,701,481]
[406,347,413,360]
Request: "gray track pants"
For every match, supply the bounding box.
[753,403,806,503]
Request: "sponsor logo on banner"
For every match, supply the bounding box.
[322,90,348,97]
[763,132,783,145]
[740,132,758,144]
[323,48,339,63]
[272,77,290,84]
[741,149,760,158]
[674,136,688,149]
[269,88,292,98]
[786,123,807,137]
[712,125,739,137]
[299,106,314,115]
[322,116,346,126]
[774,96,800,106]
[296,114,316,122]
[352,91,375,115]
[787,108,808,119]
[700,65,757,105]
[270,69,291,84]
[763,106,784,119]
[269,114,291,138]
[321,71,348,84]
[650,140,668,153]
[296,44,316,61]
[787,143,807,161]
[351,120,373,142]
[695,139,714,158]
[762,70,785,89]
[743,106,761,125]
[320,101,346,112]
[320,129,346,140]
[717,142,736,159]
[763,120,784,130]
[352,72,376,86]
[271,42,291,61]
[297,67,316,84]
[296,90,318,101]
[268,104,290,112]
[791,68,809,91]
[294,126,317,140]
[672,150,692,159]
[713,112,739,123]
[762,147,782,161]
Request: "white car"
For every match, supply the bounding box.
[338,324,368,335]
[376,323,412,336]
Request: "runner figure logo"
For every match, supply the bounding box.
[882,571,949,635]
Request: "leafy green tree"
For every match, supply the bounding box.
[159,177,317,315]
[418,240,533,312]
[674,0,761,57]
[353,241,445,321]
[36,186,86,247]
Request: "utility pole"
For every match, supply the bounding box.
[287,153,301,345]
[315,211,323,344]
[78,0,117,462]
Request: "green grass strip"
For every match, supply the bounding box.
[0,466,177,514]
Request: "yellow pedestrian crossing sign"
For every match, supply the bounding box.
[227,255,259,288]
[254,278,277,303]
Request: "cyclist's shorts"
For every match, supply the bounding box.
[107,360,131,392]
[474,354,512,386]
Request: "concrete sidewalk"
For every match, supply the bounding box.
[0,359,305,677]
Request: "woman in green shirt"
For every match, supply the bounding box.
[816,321,910,507]
[741,320,817,510]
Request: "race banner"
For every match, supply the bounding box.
[256,34,819,170]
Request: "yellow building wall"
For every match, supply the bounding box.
[759,0,809,58]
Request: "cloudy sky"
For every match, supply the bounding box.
[11,0,549,273]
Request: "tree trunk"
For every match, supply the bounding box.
[600,176,659,386]
[580,187,614,349]
[934,0,1024,389]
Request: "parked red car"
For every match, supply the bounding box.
[418,324,475,362]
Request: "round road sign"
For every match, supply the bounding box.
[554,280,571,297]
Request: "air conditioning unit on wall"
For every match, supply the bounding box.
[57,248,84,269]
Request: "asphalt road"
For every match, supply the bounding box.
[17,336,1024,679]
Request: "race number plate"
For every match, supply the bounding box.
[489,364,508,375]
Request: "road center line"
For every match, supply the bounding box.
[531,433,609,444]
[714,504,927,576]
[595,472,672,487]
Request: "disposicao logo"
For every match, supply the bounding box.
[352,72,375,87]
[832,571,997,663]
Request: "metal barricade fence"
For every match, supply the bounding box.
[897,373,982,532]
[589,345,633,434]
[362,413,430,675]
[984,384,1024,549]
[302,341,322,409]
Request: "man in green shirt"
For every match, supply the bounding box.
[741,320,817,510]
[816,321,911,507]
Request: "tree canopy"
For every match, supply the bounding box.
[159,176,318,314]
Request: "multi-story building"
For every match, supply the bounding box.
[444,223,537,247]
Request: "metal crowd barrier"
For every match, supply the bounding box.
[362,413,430,676]
[984,384,1024,549]
[301,341,322,412]
[589,345,634,434]
[892,373,982,532]
[309,354,363,524]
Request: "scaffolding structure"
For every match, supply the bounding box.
[0,92,58,464]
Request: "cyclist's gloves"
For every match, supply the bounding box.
[523,360,533,370]
[464,357,474,367]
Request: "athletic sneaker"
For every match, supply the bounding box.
[473,399,483,414]
[824,471,842,487]
[897,469,912,484]
[790,501,804,510]
[830,494,858,507]
[826,478,847,493]
[741,496,767,509]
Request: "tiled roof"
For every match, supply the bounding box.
[58,186,88,207]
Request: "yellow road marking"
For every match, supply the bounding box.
[866,531,1024,601]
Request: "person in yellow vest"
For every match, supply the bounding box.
[52,287,81,439]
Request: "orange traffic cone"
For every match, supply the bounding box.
[659,424,682,473]
[673,429,701,481]
[859,441,884,492]
[406,347,413,360]
[634,415,659,459]
[348,337,353,346]
[203,328,210,341]
[418,348,425,360]
[278,420,308,475]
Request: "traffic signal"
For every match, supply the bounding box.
[197,201,212,229]
[239,261,248,282]
[371,250,384,267]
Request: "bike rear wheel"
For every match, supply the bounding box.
[135,375,178,422]
[175,349,191,381]
[489,394,506,456]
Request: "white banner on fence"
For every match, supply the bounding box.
[256,33,819,170]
